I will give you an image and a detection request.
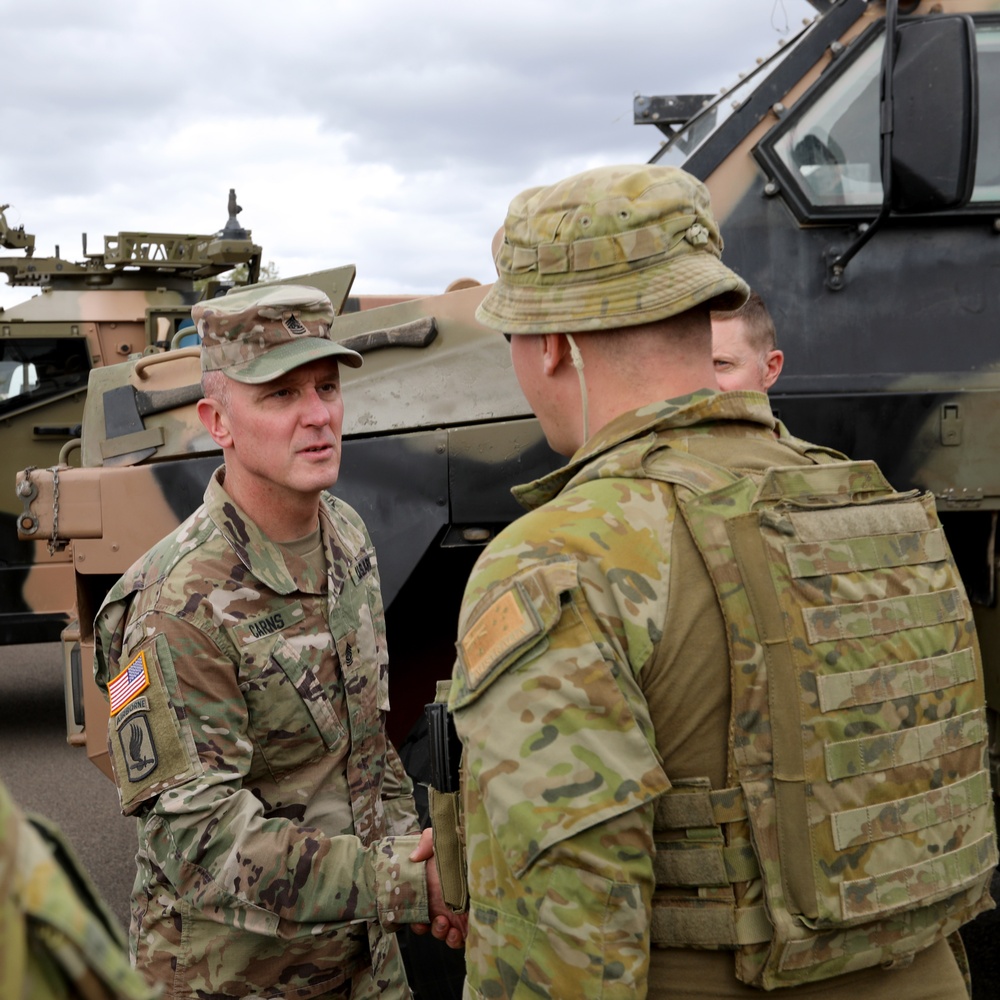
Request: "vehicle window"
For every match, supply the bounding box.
[761,20,1000,215]
[0,338,90,414]
[771,36,882,209]
[971,25,1000,201]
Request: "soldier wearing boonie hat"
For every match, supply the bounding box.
[93,280,465,999]
[443,164,979,1000]
[476,162,748,334]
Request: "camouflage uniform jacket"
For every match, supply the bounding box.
[94,466,426,1000]
[0,777,159,1000]
[449,389,969,1000]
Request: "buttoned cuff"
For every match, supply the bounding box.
[373,834,429,927]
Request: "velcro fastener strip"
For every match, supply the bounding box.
[650,900,772,948]
[825,708,987,781]
[788,501,929,541]
[654,842,761,888]
[803,589,964,644]
[832,770,992,851]
[654,785,747,829]
[817,647,976,712]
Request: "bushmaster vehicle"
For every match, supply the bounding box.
[19,0,1000,783]
[0,192,261,645]
[11,0,1000,992]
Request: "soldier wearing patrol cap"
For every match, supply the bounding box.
[93,284,464,999]
[444,165,992,998]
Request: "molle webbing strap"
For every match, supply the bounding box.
[639,445,996,985]
[650,898,773,949]
[824,708,987,782]
[651,782,763,944]
[832,770,991,853]
[816,647,975,713]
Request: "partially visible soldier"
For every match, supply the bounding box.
[711,290,783,393]
[93,284,462,1000]
[0,776,157,999]
[444,164,996,998]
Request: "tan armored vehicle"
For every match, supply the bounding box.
[1,191,261,645]
[22,0,1000,784]
[13,1,1000,993]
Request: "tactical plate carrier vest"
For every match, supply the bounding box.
[644,449,997,990]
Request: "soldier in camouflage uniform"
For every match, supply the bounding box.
[446,165,993,998]
[0,776,158,1000]
[93,284,463,999]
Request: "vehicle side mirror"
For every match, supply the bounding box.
[890,14,978,214]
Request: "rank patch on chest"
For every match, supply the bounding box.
[108,650,150,716]
[460,586,539,690]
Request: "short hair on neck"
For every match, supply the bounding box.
[577,305,711,377]
[712,290,776,354]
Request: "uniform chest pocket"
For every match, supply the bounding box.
[241,633,348,778]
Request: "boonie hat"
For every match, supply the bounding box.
[195,283,363,383]
[476,164,749,335]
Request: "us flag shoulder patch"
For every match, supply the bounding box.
[108,650,150,716]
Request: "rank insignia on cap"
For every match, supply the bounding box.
[108,650,150,716]
[283,314,308,336]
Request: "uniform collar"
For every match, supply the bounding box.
[513,389,776,510]
[205,467,359,598]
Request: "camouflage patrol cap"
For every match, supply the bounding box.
[195,283,362,383]
[476,164,749,335]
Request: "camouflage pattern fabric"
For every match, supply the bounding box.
[449,389,982,999]
[194,283,362,383]
[0,777,158,1000]
[93,466,425,1000]
[474,164,749,336]
[643,448,996,988]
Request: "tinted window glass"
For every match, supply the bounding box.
[0,338,90,414]
[764,21,1000,213]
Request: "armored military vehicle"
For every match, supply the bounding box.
[635,0,1000,791]
[20,0,998,782]
[12,0,1000,993]
[1,192,262,646]
[14,0,999,788]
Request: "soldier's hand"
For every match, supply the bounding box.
[410,827,468,949]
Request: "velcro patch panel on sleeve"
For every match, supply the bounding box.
[460,587,540,690]
[110,636,202,814]
[456,558,579,700]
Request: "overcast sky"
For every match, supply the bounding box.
[0,0,818,309]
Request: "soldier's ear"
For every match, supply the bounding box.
[197,396,233,448]
[762,349,784,390]
[542,333,573,377]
